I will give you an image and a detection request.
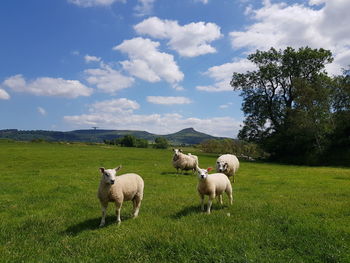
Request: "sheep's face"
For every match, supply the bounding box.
[197,167,212,180]
[173,148,183,161]
[173,148,182,156]
[216,161,228,173]
[99,166,122,185]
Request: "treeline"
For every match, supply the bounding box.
[104,135,169,149]
[231,47,350,166]
[199,139,268,161]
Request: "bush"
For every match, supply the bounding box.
[135,138,149,148]
[153,137,169,149]
[119,135,136,147]
[199,139,268,160]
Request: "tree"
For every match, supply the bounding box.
[325,68,350,165]
[119,135,136,147]
[153,137,169,149]
[231,47,334,164]
[135,138,149,148]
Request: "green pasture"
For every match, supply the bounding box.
[0,140,349,262]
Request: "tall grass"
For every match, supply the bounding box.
[0,140,349,262]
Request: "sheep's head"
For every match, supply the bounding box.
[172,148,183,161]
[99,165,122,185]
[197,167,212,180]
[216,161,228,173]
[173,148,183,156]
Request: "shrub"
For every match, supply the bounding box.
[199,139,268,160]
[153,137,169,149]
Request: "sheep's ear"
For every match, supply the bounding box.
[179,149,183,153]
[207,167,213,172]
[115,165,122,172]
[99,167,105,174]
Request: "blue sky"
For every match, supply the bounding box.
[0,0,349,137]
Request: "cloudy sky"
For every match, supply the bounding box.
[0,0,349,137]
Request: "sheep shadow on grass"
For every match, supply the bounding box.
[171,203,230,219]
[171,205,199,219]
[64,215,132,236]
[161,171,195,176]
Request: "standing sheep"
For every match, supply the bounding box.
[172,149,199,174]
[216,154,240,183]
[196,166,233,214]
[187,153,199,165]
[97,165,144,227]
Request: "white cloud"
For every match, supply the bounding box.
[229,0,350,75]
[134,17,222,57]
[37,107,47,116]
[89,98,140,113]
[194,0,209,4]
[64,98,241,137]
[114,37,184,85]
[134,0,155,16]
[0,89,10,100]
[219,102,232,109]
[85,65,134,94]
[309,0,325,5]
[196,58,256,92]
[147,96,192,105]
[84,55,101,63]
[2,74,92,98]
[67,0,124,7]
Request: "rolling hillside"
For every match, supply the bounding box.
[0,127,222,145]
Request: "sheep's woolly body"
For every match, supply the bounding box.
[197,167,233,214]
[98,168,144,226]
[216,154,240,182]
[172,150,198,173]
[98,173,144,204]
[187,153,199,164]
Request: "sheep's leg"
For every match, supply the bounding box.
[227,190,233,205]
[200,194,205,211]
[132,197,142,218]
[218,195,223,205]
[115,202,122,224]
[99,203,108,227]
[207,195,214,214]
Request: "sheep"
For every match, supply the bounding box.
[97,165,144,227]
[187,153,199,164]
[216,154,240,183]
[172,148,198,174]
[196,166,233,214]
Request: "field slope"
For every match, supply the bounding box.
[0,140,349,262]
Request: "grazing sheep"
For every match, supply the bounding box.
[187,153,199,164]
[216,154,240,183]
[172,148,199,174]
[196,166,233,214]
[97,165,144,227]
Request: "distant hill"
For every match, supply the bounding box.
[0,128,224,145]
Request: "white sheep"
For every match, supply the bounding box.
[97,165,144,227]
[187,153,199,164]
[172,148,199,174]
[216,154,240,183]
[196,166,233,214]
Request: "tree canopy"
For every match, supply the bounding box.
[231,47,349,165]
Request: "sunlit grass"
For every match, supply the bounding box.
[0,140,349,262]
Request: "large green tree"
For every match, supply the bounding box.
[231,47,334,164]
[326,68,350,165]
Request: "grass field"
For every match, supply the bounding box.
[0,140,349,263]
